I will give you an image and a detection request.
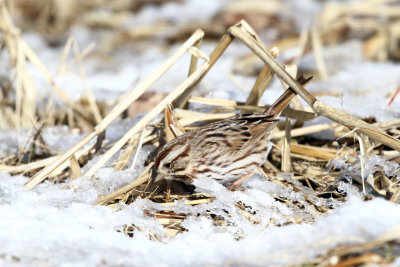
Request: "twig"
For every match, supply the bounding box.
[229,20,400,152]
[93,163,153,205]
[84,60,210,178]
[24,29,205,190]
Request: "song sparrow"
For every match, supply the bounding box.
[153,76,311,186]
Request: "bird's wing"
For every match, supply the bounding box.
[227,114,278,152]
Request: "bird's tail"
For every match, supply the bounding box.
[265,75,312,118]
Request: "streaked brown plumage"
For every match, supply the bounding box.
[153,76,311,186]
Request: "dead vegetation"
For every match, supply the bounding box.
[1,0,400,266]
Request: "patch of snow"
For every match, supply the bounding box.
[1,172,400,266]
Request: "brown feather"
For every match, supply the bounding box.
[265,75,313,117]
[153,75,313,185]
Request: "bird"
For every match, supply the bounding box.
[152,75,311,187]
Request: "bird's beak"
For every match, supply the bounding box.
[151,171,166,184]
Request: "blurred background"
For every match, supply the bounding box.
[1,0,400,130]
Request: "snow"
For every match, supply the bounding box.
[1,0,400,266]
[331,154,400,179]
[1,172,400,266]
[262,40,400,121]
[0,126,86,156]
[128,0,223,26]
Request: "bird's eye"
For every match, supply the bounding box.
[164,162,171,168]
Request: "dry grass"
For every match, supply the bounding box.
[1,0,400,266]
